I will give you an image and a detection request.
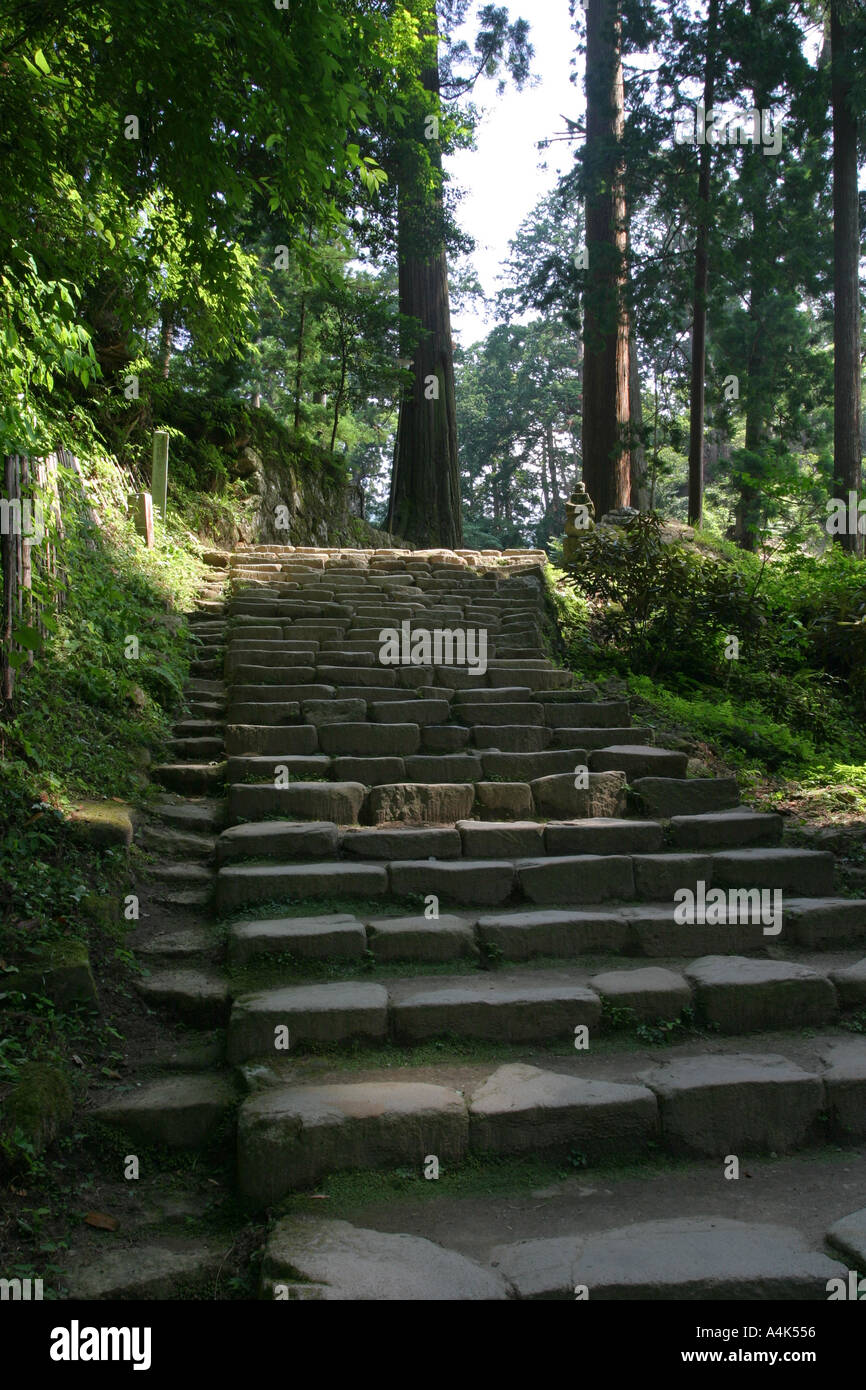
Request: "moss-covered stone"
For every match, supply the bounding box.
[67,799,134,848]
[2,1061,74,1154]
[13,939,99,1010]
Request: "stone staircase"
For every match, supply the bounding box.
[84,544,866,1300]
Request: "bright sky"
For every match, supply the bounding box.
[446,3,584,347]
[444,3,848,351]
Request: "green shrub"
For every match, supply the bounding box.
[561,513,762,679]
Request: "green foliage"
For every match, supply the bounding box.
[562,513,761,679]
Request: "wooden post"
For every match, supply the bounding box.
[151,431,169,518]
[1,453,21,703]
[133,491,155,548]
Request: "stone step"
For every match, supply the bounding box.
[478,749,588,780]
[588,745,689,779]
[153,763,226,794]
[341,827,462,860]
[633,776,740,817]
[138,824,216,861]
[230,684,335,704]
[670,807,784,847]
[216,821,341,864]
[227,701,303,725]
[452,687,533,705]
[230,664,317,685]
[213,843,838,913]
[173,719,224,737]
[423,726,470,752]
[317,723,421,757]
[150,799,224,832]
[225,724,318,756]
[366,782,475,824]
[550,726,652,749]
[454,702,545,727]
[236,1038,866,1203]
[226,754,331,781]
[95,1074,237,1149]
[227,911,365,963]
[543,700,629,727]
[216,860,388,913]
[169,736,225,759]
[490,1216,844,1300]
[227,781,365,826]
[369,698,451,725]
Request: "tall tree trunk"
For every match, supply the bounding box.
[831,0,863,555]
[687,0,720,527]
[732,65,772,554]
[387,5,462,548]
[540,430,550,511]
[157,303,174,378]
[629,333,649,508]
[581,0,631,519]
[294,294,307,432]
[546,422,561,503]
[1,454,20,705]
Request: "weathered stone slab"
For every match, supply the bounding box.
[530,771,627,819]
[818,1039,866,1139]
[262,1218,507,1301]
[671,808,783,849]
[389,859,515,905]
[829,958,866,1007]
[684,956,837,1033]
[228,915,366,965]
[391,977,600,1042]
[227,781,365,826]
[365,782,475,825]
[712,848,834,897]
[238,1081,468,1202]
[590,966,691,1022]
[319,723,420,757]
[544,819,663,856]
[457,820,545,858]
[491,1219,844,1300]
[633,776,740,818]
[301,698,366,726]
[469,1063,657,1157]
[228,982,388,1060]
[216,860,387,913]
[543,700,629,728]
[474,782,534,819]
[62,1239,229,1300]
[638,1053,823,1156]
[632,853,713,901]
[477,909,632,960]
[366,914,478,962]
[342,827,461,860]
[136,967,229,1026]
[216,821,340,864]
[517,855,634,905]
[783,897,866,948]
[826,1207,866,1268]
[370,699,451,725]
[95,1074,236,1149]
[590,745,689,779]
[625,902,768,957]
[471,726,551,752]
